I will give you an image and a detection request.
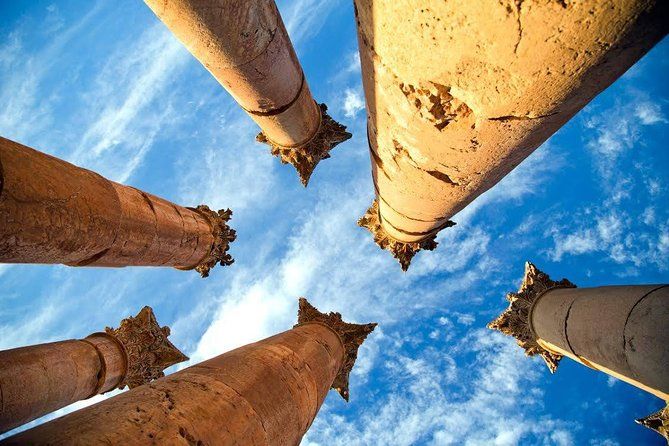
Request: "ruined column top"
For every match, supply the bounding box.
[487,262,576,373]
[101,306,189,389]
[636,403,669,443]
[358,198,455,271]
[257,103,352,186]
[294,297,377,401]
[185,205,236,278]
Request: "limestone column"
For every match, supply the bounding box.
[488,262,669,441]
[0,307,187,434]
[0,136,235,277]
[355,0,669,270]
[2,298,377,445]
[143,0,351,186]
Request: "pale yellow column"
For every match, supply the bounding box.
[489,262,669,441]
[355,0,669,269]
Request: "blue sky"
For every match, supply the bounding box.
[0,1,667,445]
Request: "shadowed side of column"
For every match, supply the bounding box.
[0,136,235,277]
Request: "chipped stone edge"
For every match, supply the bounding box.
[357,198,454,271]
[187,205,237,278]
[257,103,352,186]
[487,262,576,373]
[636,403,669,443]
[105,306,189,389]
[294,297,377,401]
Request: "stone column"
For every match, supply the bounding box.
[143,0,351,186]
[488,262,669,441]
[2,298,376,445]
[0,136,235,277]
[0,307,186,434]
[355,0,669,270]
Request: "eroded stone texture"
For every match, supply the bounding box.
[355,0,669,268]
[3,298,377,445]
[489,263,669,441]
[0,307,185,434]
[144,0,351,185]
[0,136,235,276]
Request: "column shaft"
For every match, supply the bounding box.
[0,136,234,276]
[355,0,669,268]
[0,335,123,433]
[143,0,351,185]
[531,285,669,400]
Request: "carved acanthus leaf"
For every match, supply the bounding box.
[487,262,576,373]
[257,103,352,186]
[189,205,236,278]
[106,306,188,389]
[636,403,669,443]
[295,297,376,402]
[357,198,454,271]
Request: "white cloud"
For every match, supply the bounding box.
[634,101,667,125]
[279,0,344,48]
[342,88,365,118]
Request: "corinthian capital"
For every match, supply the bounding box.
[106,306,188,389]
[295,297,376,401]
[487,262,575,373]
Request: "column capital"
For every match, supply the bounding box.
[295,297,377,401]
[636,403,669,442]
[487,262,576,373]
[105,306,188,389]
[257,103,352,186]
[358,198,454,271]
[189,205,236,278]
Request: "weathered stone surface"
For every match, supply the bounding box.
[355,0,669,267]
[0,307,185,434]
[144,0,350,185]
[3,299,377,445]
[0,136,235,275]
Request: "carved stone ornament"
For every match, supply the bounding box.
[487,262,576,373]
[636,403,669,443]
[295,297,377,401]
[106,306,189,389]
[257,103,352,186]
[188,205,237,278]
[357,198,455,271]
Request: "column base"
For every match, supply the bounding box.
[187,205,236,278]
[487,262,576,373]
[358,198,454,271]
[636,403,669,442]
[257,103,352,186]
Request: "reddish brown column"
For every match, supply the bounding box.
[0,136,235,277]
[2,298,376,445]
[143,0,351,186]
[0,307,187,434]
[355,0,669,270]
[488,262,669,441]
